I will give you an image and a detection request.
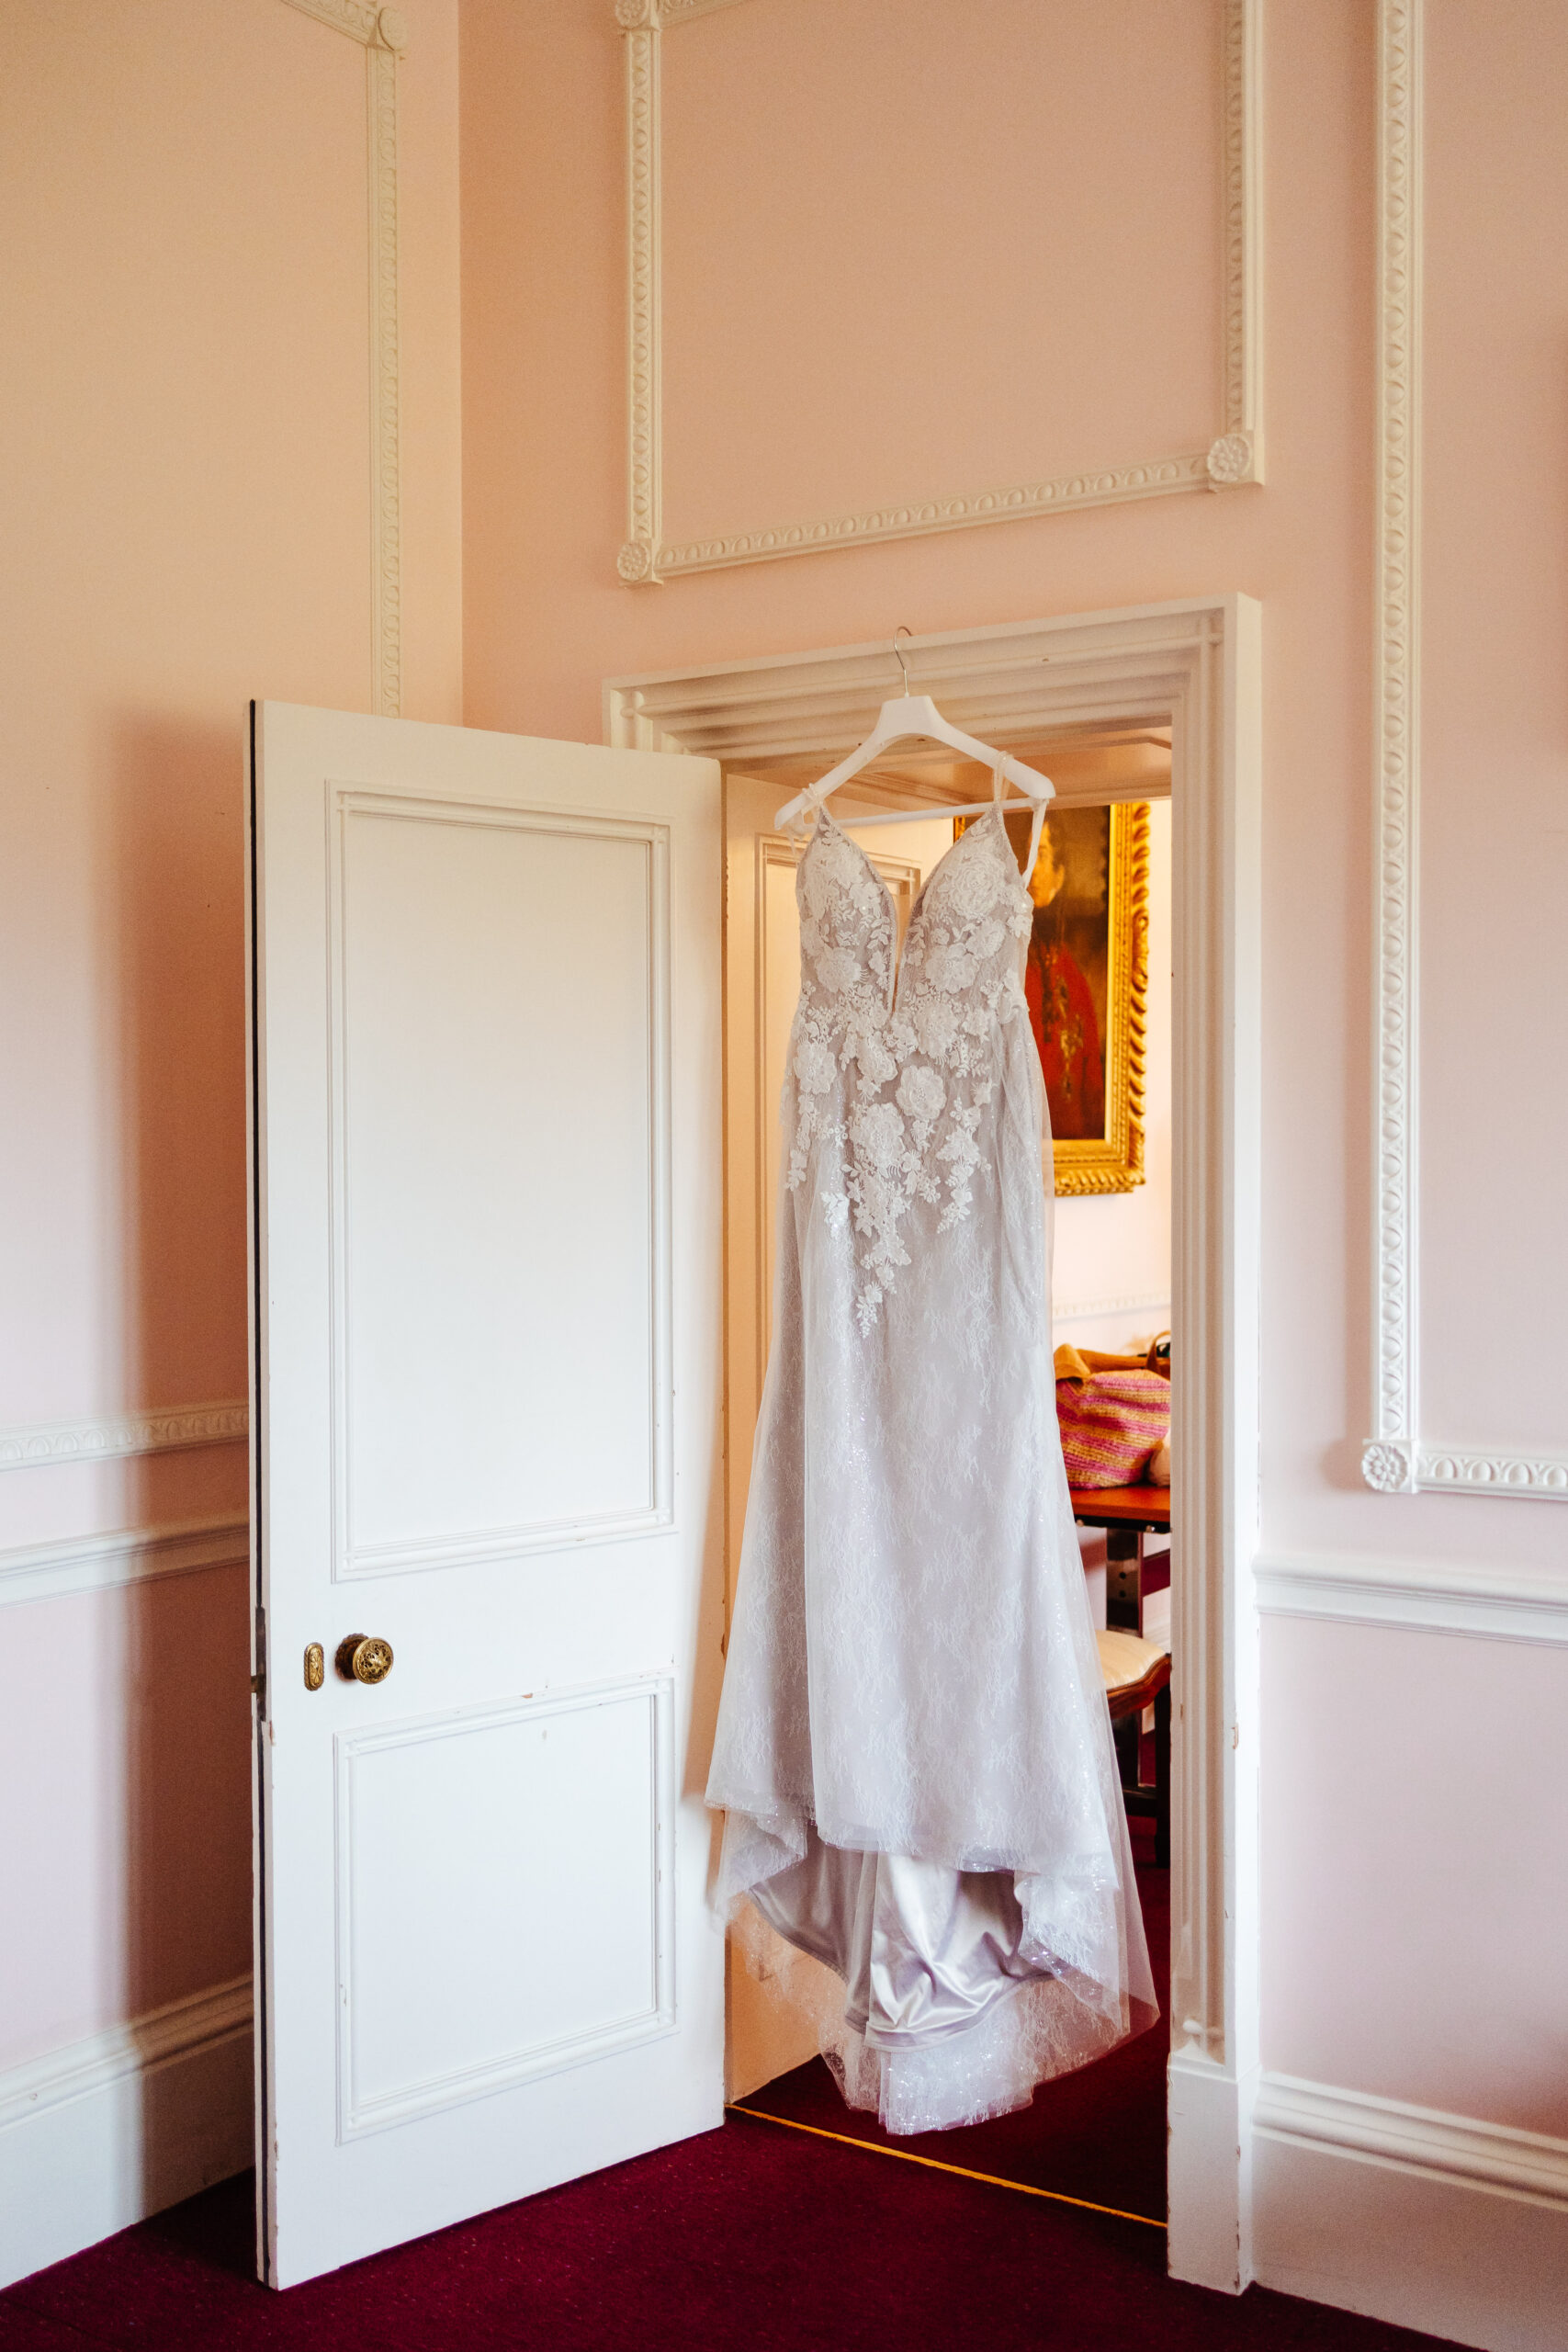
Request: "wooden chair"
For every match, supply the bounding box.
[1096,1628,1171,1868]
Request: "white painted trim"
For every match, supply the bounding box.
[1361,3,1561,1504]
[0,1513,249,1610]
[1367,0,1422,1492]
[606,594,1264,2293]
[616,0,1262,582]
[1256,1550,1568,1646]
[0,1400,248,1473]
[1256,2073,1568,2214]
[0,1977,253,2290]
[278,0,404,715]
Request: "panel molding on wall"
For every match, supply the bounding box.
[615,0,1263,582]
[1364,0,1564,1504]
[279,0,406,715]
[0,1976,253,2291]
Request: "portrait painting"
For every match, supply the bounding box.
[959,800,1149,1195]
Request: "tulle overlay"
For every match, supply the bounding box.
[706,804,1156,2135]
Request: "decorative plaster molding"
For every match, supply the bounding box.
[1256,1548,1568,1646]
[1255,2072,1568,2214]
[1367,0,1422,1490]
[620,10,660,579]
[0,1513,249,1610]
[1054,1292,1171,1327]
[279,0,405,715]
[1415,1444,1568,1498]
[618,0,1263,582]
[1362,4,1561,1501]
[0,1400,247,1473]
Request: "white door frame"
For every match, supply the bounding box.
[605,596,1263,2293]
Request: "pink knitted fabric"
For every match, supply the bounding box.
[1056,1369,1171,1487]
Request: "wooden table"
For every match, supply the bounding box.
[1068,1484,1169,1633]
[1074,1487,1172,1860]
[1067,1483,1170,1533]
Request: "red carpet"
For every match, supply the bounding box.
[0,2137,1453,2352]
[0,1838,1456,2351]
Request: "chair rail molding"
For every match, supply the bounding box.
[1364,0,1562,1504]
[0,1513,249,1611]
[608,595,1265,2295]
[0,1401,248,1474]
[279,0,406,715]
[615,0,1263,583]
[1256,1550,1568,1646]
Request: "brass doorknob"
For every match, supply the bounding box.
[335,1634,394,1685]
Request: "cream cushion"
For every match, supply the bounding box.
[1096,1626,1169,1696]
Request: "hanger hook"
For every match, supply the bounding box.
[892,625,914,696]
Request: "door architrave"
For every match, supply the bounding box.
[605,596,1263,2292]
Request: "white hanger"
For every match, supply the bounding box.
[774,630,1055,874]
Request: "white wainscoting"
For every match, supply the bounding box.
[0,1514,249,1611]
[1254,2073,1568,2352]
[0,1978,254,2291]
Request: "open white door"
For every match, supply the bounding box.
[246,702,724,2290]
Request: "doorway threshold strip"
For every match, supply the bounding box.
[726,2102,1166,2229]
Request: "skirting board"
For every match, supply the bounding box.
[0,1976,254,2290]
[1254,2074,1568,2352]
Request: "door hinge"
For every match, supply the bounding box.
[252,1603,266,1701]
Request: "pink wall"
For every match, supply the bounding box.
[0,0,462,2070]
[4,0,1563,2224]
[458,0,1568,2141]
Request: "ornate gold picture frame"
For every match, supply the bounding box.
[961,801,1149,1196]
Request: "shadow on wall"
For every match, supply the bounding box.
[108,711,255,2183]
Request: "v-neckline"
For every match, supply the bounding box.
[816,802,1012,1013]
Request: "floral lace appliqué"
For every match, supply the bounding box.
[784,812,1032,1331]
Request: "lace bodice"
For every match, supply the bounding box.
[788,808,1033,1331]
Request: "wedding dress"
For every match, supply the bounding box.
[705,784,1157,2135]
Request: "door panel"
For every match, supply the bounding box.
[334,797,668,1566]
[337,1678,672,2137]
[249,704,722,2289]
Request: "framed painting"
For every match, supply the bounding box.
[959,800,1150,1195]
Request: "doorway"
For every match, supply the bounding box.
[605,597,1263,2291]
